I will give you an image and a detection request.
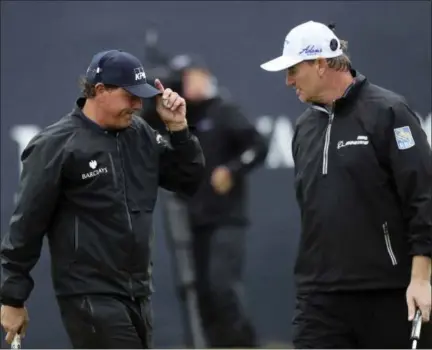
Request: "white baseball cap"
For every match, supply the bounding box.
[260,21,344,72]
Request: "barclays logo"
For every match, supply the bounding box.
[298,45,322,56]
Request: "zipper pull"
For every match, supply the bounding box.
[383,222,389,235]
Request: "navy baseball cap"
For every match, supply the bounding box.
[85,50,161,98]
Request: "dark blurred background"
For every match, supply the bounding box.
[1,1,431,348]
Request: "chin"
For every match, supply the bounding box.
[297,94,307,103]
[123,120,132,128]
[300,95,318,104]
[114,120,131,130]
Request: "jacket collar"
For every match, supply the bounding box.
[72,97,122,134]
[311,69,367,114]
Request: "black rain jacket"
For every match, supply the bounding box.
[0,98,205,306]
[292,71,432,293]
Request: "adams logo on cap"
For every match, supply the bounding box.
[134,67,146,81]
[298,45,322,56]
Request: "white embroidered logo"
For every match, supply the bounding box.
[89,160,97,169]
[337,135,369,149]
[134,67,146,81]
[81,160,108,180]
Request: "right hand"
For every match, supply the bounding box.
[1,305,29,344]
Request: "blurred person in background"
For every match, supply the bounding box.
[0,49,205,348]
[143,54,268,348]
[261,21,432,349]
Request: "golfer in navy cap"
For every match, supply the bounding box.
[0,49,205,348]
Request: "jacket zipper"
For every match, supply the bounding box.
[74,215,79,252]
[383,222,397,266]
[115,134,132,231]
[108,153,118,187]
[129,278,135,301]
[322,112,334,175]
[115,133,135,301]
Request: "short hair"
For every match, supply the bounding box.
[326,39,351,72]
[78,76,118,98]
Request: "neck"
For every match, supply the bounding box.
[320,70,355,107]
[82,99,108,128]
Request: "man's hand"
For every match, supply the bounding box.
[211,166,233,195]
[154,79,187,131]
[406,278,431,322]
[1,305,29,344]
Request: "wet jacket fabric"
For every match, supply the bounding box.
[292,70,432,293]
[0,98,205,306]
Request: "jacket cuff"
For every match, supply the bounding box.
[410,243,432,258]
[169,128,191,145]
[0,297,25,308]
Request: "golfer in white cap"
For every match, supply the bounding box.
[261,21,432,349]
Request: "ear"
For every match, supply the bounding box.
[94,83,106,96]
[316,58,328,77]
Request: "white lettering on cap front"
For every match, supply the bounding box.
[260,21,344,72]
[134,67,146,81]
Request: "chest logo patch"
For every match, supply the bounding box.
[82,160,108,180]
[337,135,369,149]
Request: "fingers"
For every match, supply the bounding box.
[162,88,173,101]
[407,295,416,321]
[161,89,185,111]
[419,304,431,322]
[170,95,185,111]
[2,321,27,344]
[407,297,431,322]
[154,79,164,93]
[4,323,27,344]
[5,330,17,344]
[1,305,28,344]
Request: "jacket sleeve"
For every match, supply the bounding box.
[220,104,269,176]
[158,127,205,197]
[386,101,432,257]
[0,132,65,307]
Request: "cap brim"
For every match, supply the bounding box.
[124,83,161,98]
[260,55,302,72]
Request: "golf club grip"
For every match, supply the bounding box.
[410,309,422,350]
[11,334,21,349]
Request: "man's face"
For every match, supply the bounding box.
[95,85,143,129]
[182,68,212,102]
[285,60,324,103]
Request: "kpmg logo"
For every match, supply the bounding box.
[134,67,146,81]
[298,45,322,56]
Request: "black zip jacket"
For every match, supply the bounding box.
[0,98,205,307]
[292,70,432,293]
[143,96,269,228]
